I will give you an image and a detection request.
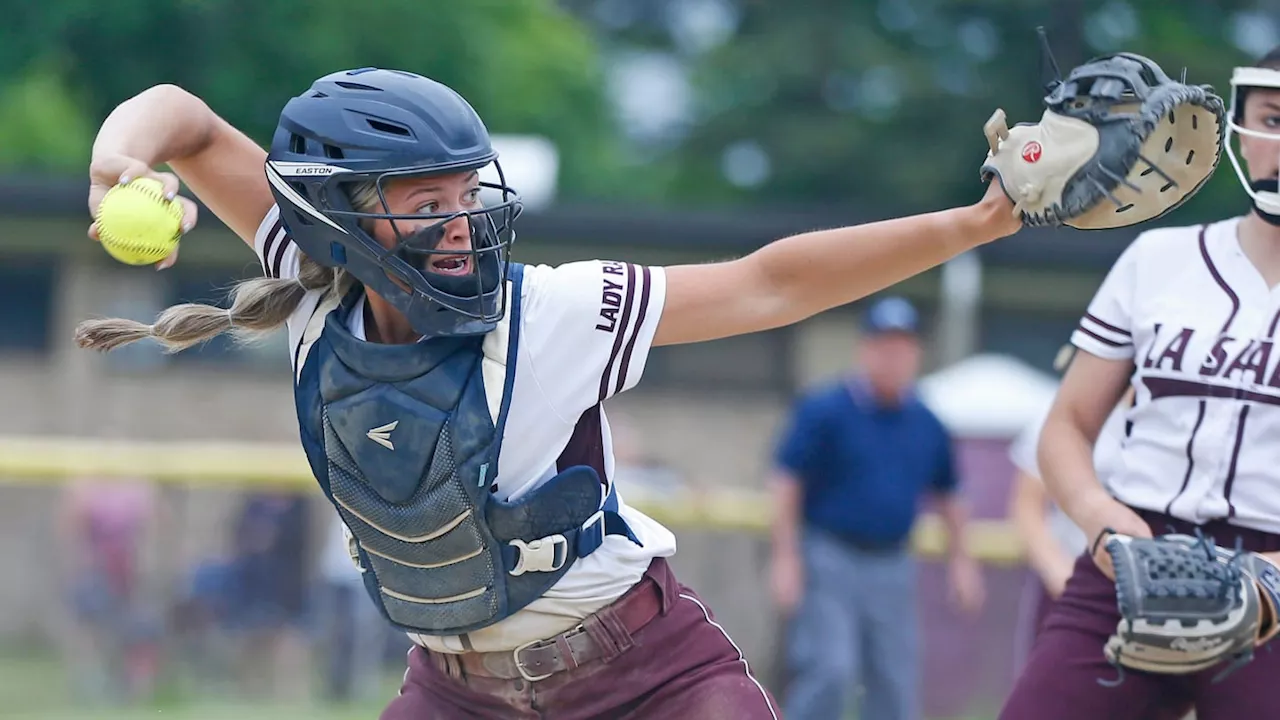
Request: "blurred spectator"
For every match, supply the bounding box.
[315,513,390,703]
[169,553,241,697]
[769,296,984,720]
[56,477,161,705]
[228,491,311,701]
[1007,346,1132,673]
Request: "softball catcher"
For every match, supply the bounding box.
[75,37,1220,719]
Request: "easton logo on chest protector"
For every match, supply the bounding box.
[366,420,398,450]
[291,264,641,637]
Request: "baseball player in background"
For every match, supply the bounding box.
[1006,348,1130,673]
[999,47,1280,720]
[72,68,1023,719]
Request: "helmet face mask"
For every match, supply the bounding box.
[265,68,524,339]
[322,165,521,326]
[1225,66,1280,222]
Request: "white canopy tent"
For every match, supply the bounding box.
[479,134,560,212]
[917,353,1060,440]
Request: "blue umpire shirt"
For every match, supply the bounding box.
[775,377,958,549]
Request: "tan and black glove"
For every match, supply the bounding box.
[981,52,1225,230]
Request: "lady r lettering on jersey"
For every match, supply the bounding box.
[596,261,627,332]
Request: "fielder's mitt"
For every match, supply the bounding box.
[980,50,1225,230]
[1101,532,1280,682]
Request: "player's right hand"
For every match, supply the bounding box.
[88,154,199,270]
[1082,497,1153,581]
[977,170,1023,239]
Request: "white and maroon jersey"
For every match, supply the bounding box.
[1071,216,1280,534]
[254,207,677,653]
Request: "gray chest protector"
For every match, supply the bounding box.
[293,265,640,636]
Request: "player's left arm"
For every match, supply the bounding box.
[769,394,826,565]
[929,425,985,612]
[652,181,1018,346]
[934,493,974,561]
[928,428,969,560]
[934,488,986,614]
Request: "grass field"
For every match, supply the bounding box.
[5,702,386,720]
[0,653,1003,720]
[0,654,397,720]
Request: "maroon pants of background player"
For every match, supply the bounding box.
[1000,508,1280,720]
[380,558,781,720]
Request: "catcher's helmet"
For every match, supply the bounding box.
[1225,59,1280,222]
[265,68,522,338]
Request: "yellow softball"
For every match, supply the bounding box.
[95,178,185,266]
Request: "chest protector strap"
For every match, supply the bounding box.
[293,264,640,636]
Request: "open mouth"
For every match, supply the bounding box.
[429,255,471,276]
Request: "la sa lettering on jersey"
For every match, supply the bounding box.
[1142,323,1280,400]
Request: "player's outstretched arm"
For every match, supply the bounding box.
[653,180,1020,346]
[89,84,271,247]
[653,44,1227,347]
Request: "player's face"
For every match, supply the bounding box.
[1240,88,1280,182]
[368,170,484,277]
[859,332,922,398]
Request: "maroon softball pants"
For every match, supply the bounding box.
[380,558,781,719]
[1001,508,1280,720]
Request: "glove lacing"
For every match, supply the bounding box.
[1098,527,1255,688]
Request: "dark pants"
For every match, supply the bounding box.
[318,583,386,702]
[1000,508,1280,720]
[381,558,780,719]
[1011,572,1057,677]
[782,529,917,720]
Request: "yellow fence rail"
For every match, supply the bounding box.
[0,435,1026,565]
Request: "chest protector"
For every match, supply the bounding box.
[293,264,640,636]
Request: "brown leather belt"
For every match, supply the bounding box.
[426,571,664,683]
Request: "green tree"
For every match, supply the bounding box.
[0,58,93,171]
[0,0,638,200]
[582,0,1271,221]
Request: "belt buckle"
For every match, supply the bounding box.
[512,638,555,683]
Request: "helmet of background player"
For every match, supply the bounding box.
[265,68,522,339]
[1225,48,1280,226]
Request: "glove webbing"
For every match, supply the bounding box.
[1100,528,1262,688]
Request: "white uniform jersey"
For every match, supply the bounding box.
[1008,401,1128,557]
[1071,216,1280,534]
[254,208,677,653]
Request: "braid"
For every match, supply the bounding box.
[74,252,346,354]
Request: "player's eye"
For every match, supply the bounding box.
[1264,115,1280,129]
[416,201,440,214]
[463,188,481,205]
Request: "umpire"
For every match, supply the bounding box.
[770,296,985,720]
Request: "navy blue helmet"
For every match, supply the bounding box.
[265,68,522,338]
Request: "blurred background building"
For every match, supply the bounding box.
[0,1,1274,717]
